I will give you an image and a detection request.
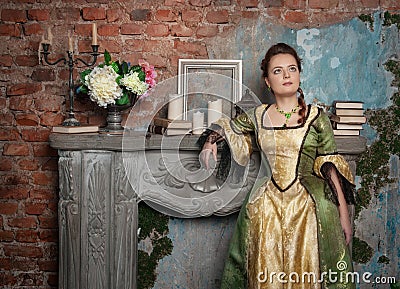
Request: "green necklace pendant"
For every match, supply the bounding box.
[275,104,300,127]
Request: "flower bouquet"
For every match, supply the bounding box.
[77,50,157,130]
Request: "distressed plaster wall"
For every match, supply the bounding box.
[153,12,400,289]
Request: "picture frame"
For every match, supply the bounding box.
[178,59,243,121]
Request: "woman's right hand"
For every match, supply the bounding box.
[200,142,217,170]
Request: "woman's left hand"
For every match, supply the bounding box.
[339,207,352,245]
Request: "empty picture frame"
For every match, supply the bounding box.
[178,59,243,121]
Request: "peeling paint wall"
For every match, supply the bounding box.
[152,12,399,289]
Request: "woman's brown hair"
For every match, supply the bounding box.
[261,43,307,125]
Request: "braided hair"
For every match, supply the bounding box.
[261,43,307,125]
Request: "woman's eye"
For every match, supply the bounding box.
[289,66,297,72]
[273,68,282,74]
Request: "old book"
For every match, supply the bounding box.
[333,129,360,136]
[333,123,364,130]
[329,114,366,124]
[148,124,191,136]
[52,125,99,134]
[153,117,192,129]
[332,101,364,109]
[333,108,364,116]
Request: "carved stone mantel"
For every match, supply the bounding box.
[50,132,366,289]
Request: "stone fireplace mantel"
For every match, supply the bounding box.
[50,132,366,289]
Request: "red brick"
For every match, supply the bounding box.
[24,23,44,36]
[12,259,38,271]
[121,23,145,35]
[196,25,218,37]
[0,230,14,242]
[360,0,379,7]
[165,0,185,5]
[82,7,106,20]
[25,202,47,215]
[55,7,80,21]
[31,68,56,82]
[15,230,39,243]
[47,273,58,287]
[39,229,58,242]
[74,23,92,36]
[38,215,58,229]
[18,158,40,171]
[1,9,27,23]
[21,128,51,142]
[284,0,307,9]
[0,158,13,171]
[38,260,58,271]
[0,258,12,270]
[32,171,57,185]
[40,112,63,126]
[30,188,56,200]
[15,113,40,126]
[182,10,202,22]
[0,24,22,37]
[0,186,30,199]
[0,128,19,142]
[206,10,229,23]
[155,10,179,22]
[284,11,308,23]
[0,98,5,109]
[266,7,283,18]
[98,24,119,36]
[1,172,30,186]
[171,24,194,37]
[7,83,41,96]
[0,112,14,126]
[130,9,151,21]
[15,55,38,67]
[3,143,30,156]
[237,0,258,7]
[0,55,13,67]
[34,96,62,111]
[28,9,50,21]
[144,54,168,68]
[3,244,43,258]
[189,0,212,6]
[9,96,34,110]
[0,202,18,214]
[309,0,339,9]
[175,40,208,56]
[146,24,170,37]
[8,216,37,228]
[96,40,122,53]
[107,9,124,22]
[41,158,58,171]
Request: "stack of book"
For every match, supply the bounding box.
[329,101,366,136]
[148,117,192,136]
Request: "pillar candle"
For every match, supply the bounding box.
[68,34,73,53]
[192,111,204,135]
[92,23,97,45]
[167,94,183,120]
[47,27,53,45]
[207,99,222,126]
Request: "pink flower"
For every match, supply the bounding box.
[139,59,157,88]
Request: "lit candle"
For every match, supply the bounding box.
[167,94,183,120]
[207,99,222,126]
[92,23,97,45]
[68,33,73,53]
[192,111,204,135]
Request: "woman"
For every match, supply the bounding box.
[200,43,356,289]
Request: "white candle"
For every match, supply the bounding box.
[192,111,204,135]
[167,94,183,120]
[68,34,73,53]
[47,27,53,45]
[207,99,222,126]
[92,23,97,45]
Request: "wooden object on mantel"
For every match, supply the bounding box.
[49,132,366,289]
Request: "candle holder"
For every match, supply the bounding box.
[41,43,100,126]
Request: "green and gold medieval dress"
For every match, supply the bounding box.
[211,104,356,289]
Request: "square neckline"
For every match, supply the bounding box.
[260,104,312,130]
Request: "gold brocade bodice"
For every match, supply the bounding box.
[257,105,319,191]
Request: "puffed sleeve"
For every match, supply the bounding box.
[312,111,356,205]
[197,109,256,180]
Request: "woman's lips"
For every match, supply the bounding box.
[283,82,292,86]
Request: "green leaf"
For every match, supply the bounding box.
[116,75,122,85]
[80,69,92,84]
[104,50,111,65]
[111,61,120,74]
[115,92,129,105]
[137,69,145,82]
[121,62,129,75]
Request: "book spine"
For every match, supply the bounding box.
[148,125,167,135]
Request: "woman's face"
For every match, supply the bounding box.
[265,53,300,98]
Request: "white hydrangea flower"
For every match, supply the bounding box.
[85,65,123,107]
[120,71,149,96]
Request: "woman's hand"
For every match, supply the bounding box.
[339,205,352,245]
[200,142,217,170]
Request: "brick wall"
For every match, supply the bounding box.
[0,0,399,288]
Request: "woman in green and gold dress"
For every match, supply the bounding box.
[200,43,356,289]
